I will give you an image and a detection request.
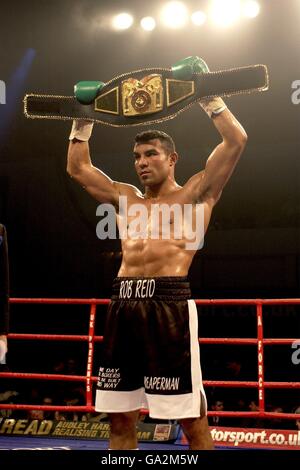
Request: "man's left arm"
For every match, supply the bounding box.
[186,102,247,205]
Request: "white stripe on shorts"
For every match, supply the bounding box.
[95,387,146,413]
[146,299,206,419]
[95,299,207,419]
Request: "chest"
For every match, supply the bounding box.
[118,199,203,238]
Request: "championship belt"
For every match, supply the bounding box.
[24,64,269,127]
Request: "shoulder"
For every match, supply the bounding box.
[179,171,206,203]
[115,182,143,198]
[184,171,205,189]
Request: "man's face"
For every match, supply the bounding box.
[133,139,173,186]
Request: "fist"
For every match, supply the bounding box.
[171,56,210,80]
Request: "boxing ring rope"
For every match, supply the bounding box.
[0,297,299,422]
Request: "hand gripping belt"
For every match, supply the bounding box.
[23,64,269,128]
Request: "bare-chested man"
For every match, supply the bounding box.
[67,86,247,450]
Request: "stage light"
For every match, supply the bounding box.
[160,2,189,29]
[140,16,156,31]
[191,11,206,26]
[210,0,241,27]
[112,13,134,30]
[243,0,260,18]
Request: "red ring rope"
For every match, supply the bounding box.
[0,297,299,422]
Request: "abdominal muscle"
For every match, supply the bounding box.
[118,237,196,277]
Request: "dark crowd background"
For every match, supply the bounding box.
[0,0,299,427]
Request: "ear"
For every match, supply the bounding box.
[169,152,179,166]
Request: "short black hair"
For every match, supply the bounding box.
[134,130,175,155]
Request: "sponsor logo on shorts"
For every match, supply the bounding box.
[144,376,180,391]
[97,367,121,389]
[119,278,155,299]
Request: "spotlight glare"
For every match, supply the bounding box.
[243,1,260,18]
[140,16,156,31]
[161,1,188,29]
[191,11,206,26]
[210,0,241,27]
[112,13,133,30]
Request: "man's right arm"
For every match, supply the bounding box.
[67,120,119,207]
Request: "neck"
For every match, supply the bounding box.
[144,178,180,200]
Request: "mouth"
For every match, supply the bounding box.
[140,171,151,177]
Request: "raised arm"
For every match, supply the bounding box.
[185,98,247,206]
[67,120,120,207]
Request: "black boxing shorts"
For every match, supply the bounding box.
[95,277,207,420]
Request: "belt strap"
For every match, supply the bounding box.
[24,64,268,128]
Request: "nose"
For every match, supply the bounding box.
[137,156,148,168]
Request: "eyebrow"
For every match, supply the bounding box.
[133,148,159,157]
